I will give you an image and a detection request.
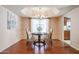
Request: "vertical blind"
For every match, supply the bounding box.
[31,19,49,33]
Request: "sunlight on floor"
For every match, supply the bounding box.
[64,40,71,45]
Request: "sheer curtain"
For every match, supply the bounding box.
[31,19,49,33]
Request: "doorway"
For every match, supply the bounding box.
[64,17,71,45]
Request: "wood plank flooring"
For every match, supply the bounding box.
[0,39,79,54]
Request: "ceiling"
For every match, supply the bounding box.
[2,5,79,18]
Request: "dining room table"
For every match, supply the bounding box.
[32,32,48,47]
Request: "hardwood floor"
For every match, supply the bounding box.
[0,39,79,54]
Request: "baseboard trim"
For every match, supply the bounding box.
[60,39,79,51]
[70,44,79,51]
[0,39,21,52]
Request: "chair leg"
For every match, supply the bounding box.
[49,40,52,46]
[26,41,29,46]
[50,40,53,46]
[33,41,35,45]
[51,41,52,46]
[33,41,36,48]
[44,40,46,48]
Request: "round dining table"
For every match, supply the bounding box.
[32,32,48,47]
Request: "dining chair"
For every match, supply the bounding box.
[26,29,31,45]
[26,29,35,46]
[44,28,53,46]
[26,29,38,47]
[49,28,53,45]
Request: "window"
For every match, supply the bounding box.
[31,19,49,33]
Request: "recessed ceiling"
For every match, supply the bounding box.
[2,5,79,18]
[21,7,60,18]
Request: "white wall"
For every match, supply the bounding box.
[49,18,58,39]
[21,17,31,39]
[50,17,62,40]
[62,7,79,50]
[57,17,64,40]
[0,6,21,52]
